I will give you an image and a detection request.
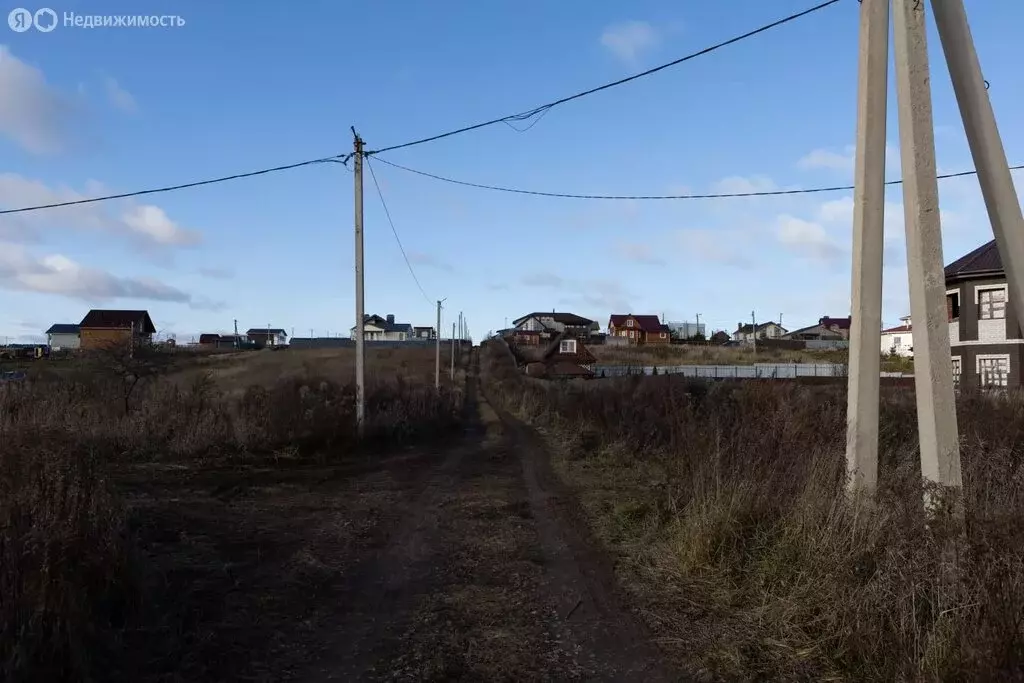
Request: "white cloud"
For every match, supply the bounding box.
[600,21,660,63]
[618,242,665,266]
[776,215,845,262]
[103,76,136,113]
[0,243,198,304]
[711,175,777,195]
[797,143,902,175]
[0,173,201,248]
[798,146,856,172]
[0,45,77,154]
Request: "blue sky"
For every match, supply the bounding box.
[1,0,1023,343]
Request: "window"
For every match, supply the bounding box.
[893,336,902,346]
[979,288,1006,320]
[947,292,960,321]
[629,330,635,339]
[978,355,1009,387]
[626,319,634,327]
[660,332,667,339]
[559,339,577,354]
[951,357,961,385]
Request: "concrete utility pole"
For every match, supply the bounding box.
[846,0,889,495]
[353,130,366,433]
[892,0,961,489]
[451,322,456,382]
[932,0,1024,334]
[435,298,446,389]
[234,319,239,348]
[751,310,757,357]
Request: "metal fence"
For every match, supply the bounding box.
[593,363,850,379]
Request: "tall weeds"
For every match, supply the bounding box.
[482,340,1024,680]
[0,372,462,682]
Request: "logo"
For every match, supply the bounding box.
[7,6,56,32]
[34,8,56,32]
[7,7,31,32]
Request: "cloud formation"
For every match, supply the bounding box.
[0,45,78,154]
[600,21,660,63]
[103,76,137,113]
[0,243,198,304]
[0,173,201,248]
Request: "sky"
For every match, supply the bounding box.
[1,0,1023,344]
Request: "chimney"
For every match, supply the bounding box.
[386,314,395,325]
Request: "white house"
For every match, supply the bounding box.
[350,314,414,341]
[246,328,288,347]
[46,323,80,350]
[881,316,913,357]
[732,321,787,342]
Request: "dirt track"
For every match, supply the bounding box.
[120,350,674,682]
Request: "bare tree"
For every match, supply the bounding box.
[88,340,176,414]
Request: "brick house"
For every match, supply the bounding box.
[79,309,156,350]
[945,240,1021,387]
[607,314,672,345]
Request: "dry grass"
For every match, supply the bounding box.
[0,345,465,682]
[483,339,1024,681]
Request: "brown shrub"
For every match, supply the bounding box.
[481,339,1024,680]
[0,371,462,682]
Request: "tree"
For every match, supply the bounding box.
[88,340,176,414]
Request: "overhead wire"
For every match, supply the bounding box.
[0,154,352,215]
[366,0,843,155]
[365,156,434,306]
[371,156,1024,200]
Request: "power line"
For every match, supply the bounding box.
[372,156,1024,201]
[365,156,433,305]
[0,154,351,216]
[367,0,842,155]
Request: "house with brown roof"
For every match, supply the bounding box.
[784,316,852,341]
[733,321,787,342]
[608,314,672,345]
[524,331,597,380]
[945,239,1021,387]
[79,309,156,350]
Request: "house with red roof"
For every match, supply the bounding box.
[607,314,672,345]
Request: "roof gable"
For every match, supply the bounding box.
[609,314,664,333]
[80,310,156,334]
[945,240,1003,280]
[512,312,595,327]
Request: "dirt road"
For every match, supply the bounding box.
[121,351,674,682]
[299,351,672,681]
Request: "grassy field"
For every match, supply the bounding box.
[590,343,915,374]
[483,339,1024,680]
[0,344,467,682]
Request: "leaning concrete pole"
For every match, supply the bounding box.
[892,0,962,490]
[845,0,890,495]
[932,0,1024,333]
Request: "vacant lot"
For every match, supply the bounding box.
[484,339,1024,680]
[0,344,468,682]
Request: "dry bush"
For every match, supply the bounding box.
[482,340,1024,681]
[0,369,463,682]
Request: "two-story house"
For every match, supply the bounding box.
[511,312,596,339]
[608,314,672,345]
[733,321,787,342]
[349,314,414,341]
[881,316,913,357]
[945,240,1021,387]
